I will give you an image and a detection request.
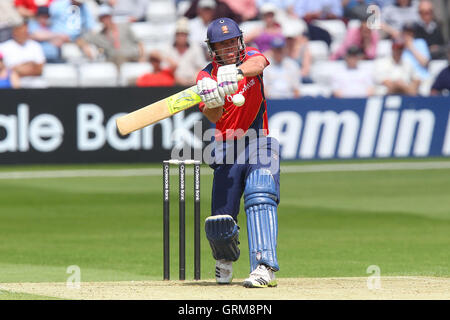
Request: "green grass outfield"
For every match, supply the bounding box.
[0,158,449,298]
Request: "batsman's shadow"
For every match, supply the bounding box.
[182,281,242,287]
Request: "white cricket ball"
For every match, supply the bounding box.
[232,94,245,106]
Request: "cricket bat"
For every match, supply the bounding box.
[116,75,243,136]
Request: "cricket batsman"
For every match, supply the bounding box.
[196,17,280,288]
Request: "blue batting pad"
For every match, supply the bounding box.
[244,169,279,272]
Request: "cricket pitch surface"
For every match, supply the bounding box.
[1,277,449,300]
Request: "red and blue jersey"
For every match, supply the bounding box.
[196,47,270,141]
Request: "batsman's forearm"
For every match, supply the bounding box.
[238,56,268,77]
[202,106,223,124]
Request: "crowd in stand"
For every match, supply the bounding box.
[0,0,449,97]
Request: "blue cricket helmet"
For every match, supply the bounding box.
[206,17,242,44]
[205,17,246,65]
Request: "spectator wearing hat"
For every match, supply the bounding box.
[401,23,431,81]
[49,0,95,41]
[14,0,53,19]
[0,20,46,88]
[245,3,283,53]
[431,44,450,95]
[331,46,375,98]
[77,5,145,66]
[331,18,379,61]
[28,6,70,63]
[264,37,301,99]
[374,39,420,96]
[136,50,177,87]
[413,0,446,60]
[0,52,20,89]
[163,18,207,86]
[188,0,217,53]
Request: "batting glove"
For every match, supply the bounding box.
[217,64,241,97]
[197,77,224,109]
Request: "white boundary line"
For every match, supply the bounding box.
[0,161,449,180]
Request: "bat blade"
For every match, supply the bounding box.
[116,85,202,136]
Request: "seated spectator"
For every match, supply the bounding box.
[381,0,419,39]
[290,0,343,23]
[136,50,177,87]
[244,3,283,53]
[0,20,46,88]
[0,1,23,42]
[331,18,379,60]
[374,39,420,96]
[413,0,446,60]
[0,52,21,89]
[49,0,95,41]
[283,19,312,83]
[14,0,53,19]
[264,37,301,99]
[188,0,217,53]
[163,18,207,86]
[28,6,70,63]
[401,23,431,81]
[331,46,375,98]
[431,44,450,95]
[77,5,145,66]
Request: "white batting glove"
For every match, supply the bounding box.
[217,64,240,97]
[197,77,224,109]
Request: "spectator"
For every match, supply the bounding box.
[283,19,312,83]
[188,0,217,52]
[374,39,420,95]
[77,5,145,66]
[264,37,301,99]
[28,6,70,63]
[0,1,23,42]
[0,52,21,89]
[331,18,379,60]
[136,50,177,87]
[431,44,450,95]
[49,0,95,41]
[290,0,343,23]
[381,0,420,39]
[413,0,446,60]
[331,46,375,98]
[0,20,46,88]
[164,18,207,86]
[401,23,431,81]
[244,3,283,53]
[14,0,53,19]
